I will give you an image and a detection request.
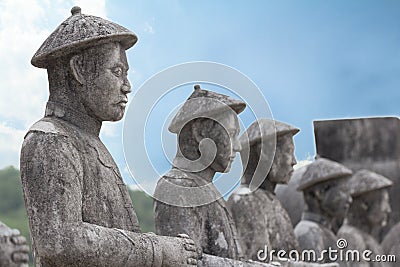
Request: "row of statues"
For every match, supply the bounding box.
[1,6,396,267]
[153,85,398,266]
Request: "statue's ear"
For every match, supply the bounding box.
[313,188,324,201]
[191,120,204,143]
[69,54,85,85]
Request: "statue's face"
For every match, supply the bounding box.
[79,42,131,121]
[210,113,241,173]
[266,134,296,184]
[320,178,352,219]
[365,189,391,227]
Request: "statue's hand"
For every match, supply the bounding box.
[0,228,29,267]
[159,234,199,266]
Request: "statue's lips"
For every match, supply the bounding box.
[116,97,128,107]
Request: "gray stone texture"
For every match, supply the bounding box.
[154,87,244,261]
[275,165,307,227]
[297,158,352,191]
[228,120,300,261]
[21,7,197,267]
[338,170,392,267]
[154,87,273,266]
[155,169,243,260]
[31,6,137,69]
[294,158,353,263]
[314,117,400,240]
[338,225,388,267]
[381,222,400,267]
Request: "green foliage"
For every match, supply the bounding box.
[0,166,30,238]
[128,188,155,233]
[0,166,25,214]
[0,166,32,266]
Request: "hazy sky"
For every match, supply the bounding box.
[0,0,399,190]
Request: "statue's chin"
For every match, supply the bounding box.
[108,115,124,122]
[221,162,233,173]
[102,110,125,122]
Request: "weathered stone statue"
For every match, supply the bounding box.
[275,165,307,228]
[227,119,300,261]
[20,7,197,266]
[381,222,400,267]
[314,117,400,240]
[0,221,29,267]
[294,158,353,263]
[338,170,392,267]
[154,86,272,266]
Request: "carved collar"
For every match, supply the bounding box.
[45,101,102,136]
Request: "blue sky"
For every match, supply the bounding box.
[0,1,399,190]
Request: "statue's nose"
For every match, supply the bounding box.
[121,79,131,94]
[233,138,242,152]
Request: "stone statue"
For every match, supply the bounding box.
[294,158,353,263]
[381,222,400,267]
[0,221,29,267]
[338,170,392,267]
[227,119,300,261]
[153,86,273,266]
[275,165,307,229]
[314,117,400,240]
[20,7,197,266]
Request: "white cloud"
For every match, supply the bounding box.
[100,121,119,137]
[0,122,25,168]
[0,0,106,168]
[294,159,313,170]
[0,0,50,127]
[144,21,154,34]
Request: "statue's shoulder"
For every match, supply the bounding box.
[24,117,75,139]
[337,224,359,236]
[295,220,327,252]
[228,185,260,207]
[382,222,400,254]
[159,168,199,187]
[231,184,252,196]
[22,117,80,154]
[338,225,367,252]
[295,219,324,238]
[154,169,216,207]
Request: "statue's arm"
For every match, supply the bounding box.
[20,132,164,266]
[154,197,203,251]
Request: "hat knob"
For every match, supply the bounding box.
[71,6,81,16]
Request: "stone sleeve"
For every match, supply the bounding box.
[154,199,204,253]
[336,228,369,267]
[20,132,162,267]
[294,222,326,257]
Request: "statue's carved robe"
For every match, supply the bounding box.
[20,103,162,267]
[228,185,299,261]
[294,212,337,263]
[154,168,243,260]
[338,224,389,267]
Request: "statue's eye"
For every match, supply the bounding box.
[113,67,123,77]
